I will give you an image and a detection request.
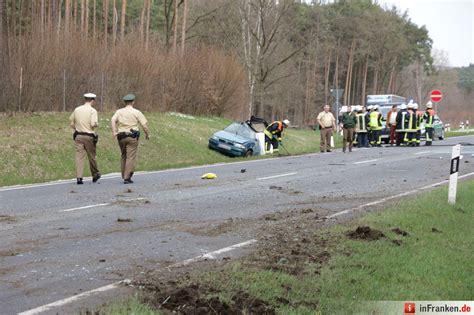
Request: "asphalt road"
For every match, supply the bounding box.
[1,135,474,314]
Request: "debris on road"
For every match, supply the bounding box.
[201,173,217,179]
[346,226,385,241]
[117,217,133,223]
[0,215,16,223]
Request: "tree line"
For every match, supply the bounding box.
[0,0,469,125]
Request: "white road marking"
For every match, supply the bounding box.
[169,239,258,268]
[18,239,258,315]
[59,203,110,213]
[413,151,431,155]
[58,198,147,213]
[326,171,474,219]
[18,282,122,315]
[256,172,298,181]
[3,134,473,192]
[353,159,378,165]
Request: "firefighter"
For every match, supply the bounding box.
[423,101,435,146]
[405,102,417,146]
[356,106,370,148]
[369,105,383,147]
[396,103,408,146]
[264,119,290,153]
[414,103,423,146]
[366,105,373,145]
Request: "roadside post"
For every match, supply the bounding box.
[330,88,344,147]
[430,89,442,115]
[448,144,461,204]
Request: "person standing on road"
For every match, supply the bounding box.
[366,105,373,145]
[111,94,150,184]
[386,105,398,146]
[264,119,290,153]
[414,103,423,146]
[405,103,417,146]
[369,105,383,147]
[69,93,101,185]
[396,103,408,146]
[316,105,336,153]
[342,105,357,153]
[423,101,435,146]
[356,106,369,148]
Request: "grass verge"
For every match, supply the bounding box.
[105,179,474,314]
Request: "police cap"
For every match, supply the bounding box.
[123,94,136,102]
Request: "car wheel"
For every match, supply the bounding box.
[244,150,253,157]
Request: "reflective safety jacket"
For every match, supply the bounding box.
[423,109,435,127]
[406,110,417,132]
[265,121,284,140]
[356,113,369,133]
[369,111,382,130]
[416,110,424,130]
[396,109,409,131]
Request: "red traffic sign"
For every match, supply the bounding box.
[430,90,442,102]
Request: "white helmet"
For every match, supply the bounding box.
[413,103,418,110]
[408,100,414,105]
[407,103,414,109]
[374,105,379,110]
[426,101,433,109]
[400,103,407,110]
[367,105,373,110]
[282,119,290,127]
[340,106,348,113]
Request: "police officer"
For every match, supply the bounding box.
[69,93,101,185]
[369,105,383,147]
[111,94,150,184]
[264,119,290,153]
[423,101,435,146]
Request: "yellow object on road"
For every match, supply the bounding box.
[201,173,217,179]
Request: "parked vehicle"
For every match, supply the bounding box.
[367,95,407,144]
[208,117,267,157]
[421,115,445,140]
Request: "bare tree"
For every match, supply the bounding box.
[120,0,126,41]
[180,0,187,55]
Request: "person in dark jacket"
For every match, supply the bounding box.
[356,106,370,148]
[264,119,290,153]
[342,105,357,153]
[396,103,408,146]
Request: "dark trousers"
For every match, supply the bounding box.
[416,129,421,145]
[265,136,279,151]
[425,127,434,145]
[396,132,405,146]
[406,132,416,146]
[357,132,368,147]
[370,130,381,146]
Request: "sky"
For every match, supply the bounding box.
[380,0,473,67]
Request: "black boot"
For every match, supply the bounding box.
[77,178,83,185]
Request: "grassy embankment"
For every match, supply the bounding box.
[96,179,473,314]
[0,112,324,186]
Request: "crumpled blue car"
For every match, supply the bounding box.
[208,121,264,157]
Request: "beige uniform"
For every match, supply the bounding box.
[111,106,148,180]
[69,104,100,178]
[317,111,335,153]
